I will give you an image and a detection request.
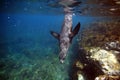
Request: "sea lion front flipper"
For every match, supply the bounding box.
[69,22,80,42]
[50,31,60,40]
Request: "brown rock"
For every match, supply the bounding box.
[95,75,120,80]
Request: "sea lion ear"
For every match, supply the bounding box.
[50,31,60,40]
[69,22,80,43]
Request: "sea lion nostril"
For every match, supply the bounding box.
[62,57,65,60]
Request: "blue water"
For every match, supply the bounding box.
[0,13,97,58]
[1,0,120,80]
[0,13,96,80]
[0,13,97,49]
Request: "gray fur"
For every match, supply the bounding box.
[50,13,80,63]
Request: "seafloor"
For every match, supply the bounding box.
[0,43,73,80]
[0,20,120,80]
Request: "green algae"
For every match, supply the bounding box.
[0,46,71,80]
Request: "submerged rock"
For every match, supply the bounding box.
[73,22,120,80]
[74,44,120,80]
[95,75,120,80]
[89,47,120,75]
[78,73,84,80]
